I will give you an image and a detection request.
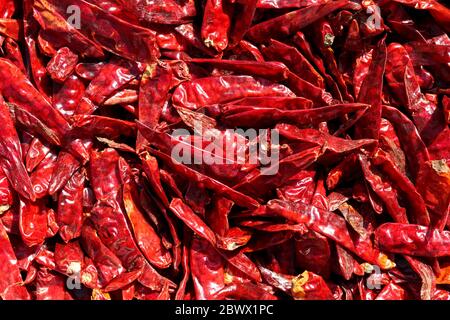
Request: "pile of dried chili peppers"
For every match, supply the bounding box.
[0,0,449,300]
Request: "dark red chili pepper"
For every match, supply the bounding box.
[247,0,350,43]
[44,0,160,63]
[46,47,78,83]
[354,37,387,142]
[57,171,85,242]
[0,95,35,201]
[201,0,233,52]
[376,223,450,257]
[0,0,448,301]
[0,220,31,300]
[119,158,172,269]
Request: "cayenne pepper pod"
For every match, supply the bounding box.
[57,170,85,242]
[0,219,31,300]
[201,0,233,52]
[0,95,35,201]
[0,0,448,301]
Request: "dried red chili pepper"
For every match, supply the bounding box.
[0,220,31,300]
[0,0,448,301]
[46,47,78,83]
[376,223,450,257]
[57,171,85,242]
[248,0,352,42]
[0,95,35,201]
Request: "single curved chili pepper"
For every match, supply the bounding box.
[45,0,160,63]
[228,0,257,48]
[291,271,334,300]
[119,158,172,269]
[190,237,225,299]
[376,223,450,257]
[170,198,216,246]
[57,170,85,242]
[72,115,136,140]
[359,154,408,223]
[35,267,67,300]
[372,149,430,225]
[48,151,81,196]
[140,152,169,207]
[222,103,367,128]
[0,59,71,146]
[234,40,265,62]
[85,60,143,106]
[189,58,290,82]
[137,63,174,150]
[30,151,58,199]
[354,37,387,142]
[267,199,395,269]
[172,75,295,110]
[211,282,277,300]
[277,124,376,157]
[416,160,450,231]
[0,97,35,201]
[80,223,124,286]
[201,0,233,52]
[261,39,324,88]
[247,0,350,42]
[175,241,190,300]
[4,38,26,74]
[381,105,430,181]
[0,220,31,300]
[25,137,50,173]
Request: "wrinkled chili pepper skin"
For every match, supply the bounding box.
[120,158,172,269]
[19,198,48,247]
[81,223,124,286]
[0,0,448,301]
[201,0,232,52]
[0,220,31,300]
[376,223,450,257]
[44,0,160,63]
[0,59,71,146]
[46,47,78,83]
[57,171,85,242]
[172,75,295,110]
[354,38,387,142]
[0,95,35,201]
[190,237,225,300]
[247,0,350,42]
